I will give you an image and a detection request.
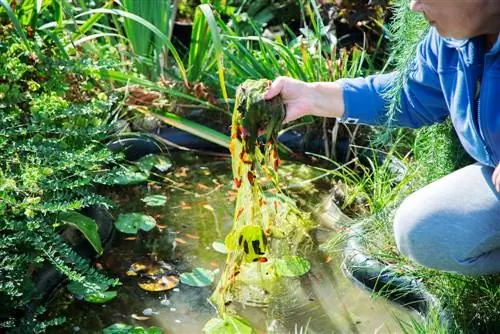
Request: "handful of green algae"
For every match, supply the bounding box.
[204,80,315,333]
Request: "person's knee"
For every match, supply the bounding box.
[393,193,427,260]
[393,192,442,267]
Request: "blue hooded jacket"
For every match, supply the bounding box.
[338,28,499,167]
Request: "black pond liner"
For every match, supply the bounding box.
[339,151,452,327]
[108,127,351,162]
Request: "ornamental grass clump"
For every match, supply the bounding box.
[204,80,316,333]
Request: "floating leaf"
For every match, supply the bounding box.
[59,211,103,255]
[274,256,311,277]
[103,324,163,334]
[203,315,255,334]
[137,154,172,173]
[115,213,156,234]
[138,275,179,292]
[141,195,167,207]
[211,241,228,254]
[180,268,215,287]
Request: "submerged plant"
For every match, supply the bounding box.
[205,80,315,333]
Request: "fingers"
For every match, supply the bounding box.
[264,76,286,100]
[493,164,500,192]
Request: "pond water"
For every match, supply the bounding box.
[47,153,420,333]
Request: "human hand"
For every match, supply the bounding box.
[264,76,344,123]
[493,163,500,192]
[264,77,314,123]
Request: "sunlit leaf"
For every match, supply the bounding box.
[103,323,163,334]
[180,268,215,287]
[274,256,311,277]
[203,315,255,334]
[138,275,179,292]
[59,211,103,255]
[141,195,167,207]
[115,213,156,234]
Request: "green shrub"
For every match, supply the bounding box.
[0,26,121,330]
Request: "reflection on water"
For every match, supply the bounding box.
[47,153,420,333]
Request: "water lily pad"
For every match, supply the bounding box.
[180,268,215,287]
[211,240,228,254]
[203,315,255,334]
[103,323,163,334]
[274,256,310,277]
[115,213,156,234]
[141,195,167,207]
[137,154,172,173]
[138,275,179,292]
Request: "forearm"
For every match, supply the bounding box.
[305,81,345,119]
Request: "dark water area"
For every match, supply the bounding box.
[47,153,419,333]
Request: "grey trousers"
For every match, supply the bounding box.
[394,164,500,276]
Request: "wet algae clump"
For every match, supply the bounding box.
[204,80,315,333]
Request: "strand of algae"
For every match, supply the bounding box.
[204,80,316,333]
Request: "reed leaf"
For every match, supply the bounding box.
[74,7,188,87]
[198,4,228,103]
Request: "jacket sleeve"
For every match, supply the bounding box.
[336,28,449,128]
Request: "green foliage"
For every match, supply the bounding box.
[413,119,473,183]
[0,25,121,328]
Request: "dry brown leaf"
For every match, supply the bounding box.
[156,224,168,230]
[186,233,199,240]
[175,237,187,244]
[131,314,150,321]
[196,183,210,190]
[124,237,137,241]
[202,204,214,212]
